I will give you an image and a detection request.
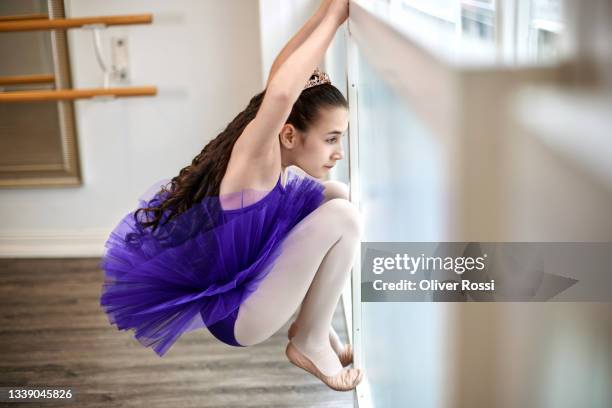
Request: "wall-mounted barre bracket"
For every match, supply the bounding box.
[0,14,152,32]
[82,24,112,88]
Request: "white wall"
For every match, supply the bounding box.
[0,0,263,257]
[257,0,318,85]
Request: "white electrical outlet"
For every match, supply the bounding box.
[111,36,130,83]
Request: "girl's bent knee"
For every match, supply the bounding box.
[323,180,349,201]
[322,198,362,236]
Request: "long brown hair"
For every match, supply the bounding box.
[134,81,348,232]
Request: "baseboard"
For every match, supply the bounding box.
[0,229,108,258]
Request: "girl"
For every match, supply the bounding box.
[100,0,363,392]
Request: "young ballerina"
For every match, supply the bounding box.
[100,0,363,391]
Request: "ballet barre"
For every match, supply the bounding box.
[0,14,153,32]
[0,13,48,22]
[0,87,158,102]
[0,74,55,86]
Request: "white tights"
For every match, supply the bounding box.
[234,179,361,376]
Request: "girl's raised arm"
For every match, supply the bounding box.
[233,0,348,159]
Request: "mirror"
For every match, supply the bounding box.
[0,0,81,188]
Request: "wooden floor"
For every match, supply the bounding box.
[0,258,355,407]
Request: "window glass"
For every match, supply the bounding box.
[356,52,446,242]
[384,0,563,63]
[355,46,449,407]
[326,25,350,185]
[527,0,563,61]
[460,1,495,43]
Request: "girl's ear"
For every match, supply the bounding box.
[279,123,298,148]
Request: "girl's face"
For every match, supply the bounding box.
[281,106,349,179]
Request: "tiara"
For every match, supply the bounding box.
[304,67,331,90]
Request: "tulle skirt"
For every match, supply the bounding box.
[99,169,325,356]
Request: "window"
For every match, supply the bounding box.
[354,47,448,406]
[387,0,563,63]
[339,1,602,407]
[355,50,446,242]
[523,0,563,61]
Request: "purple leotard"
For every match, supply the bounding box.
[99,168,324,356]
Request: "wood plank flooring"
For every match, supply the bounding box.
[0,258,354,407]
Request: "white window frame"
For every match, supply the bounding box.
[342,0,562,405]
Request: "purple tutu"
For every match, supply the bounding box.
[99,168,325,356]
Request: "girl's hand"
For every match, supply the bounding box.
[327,0,349,25]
